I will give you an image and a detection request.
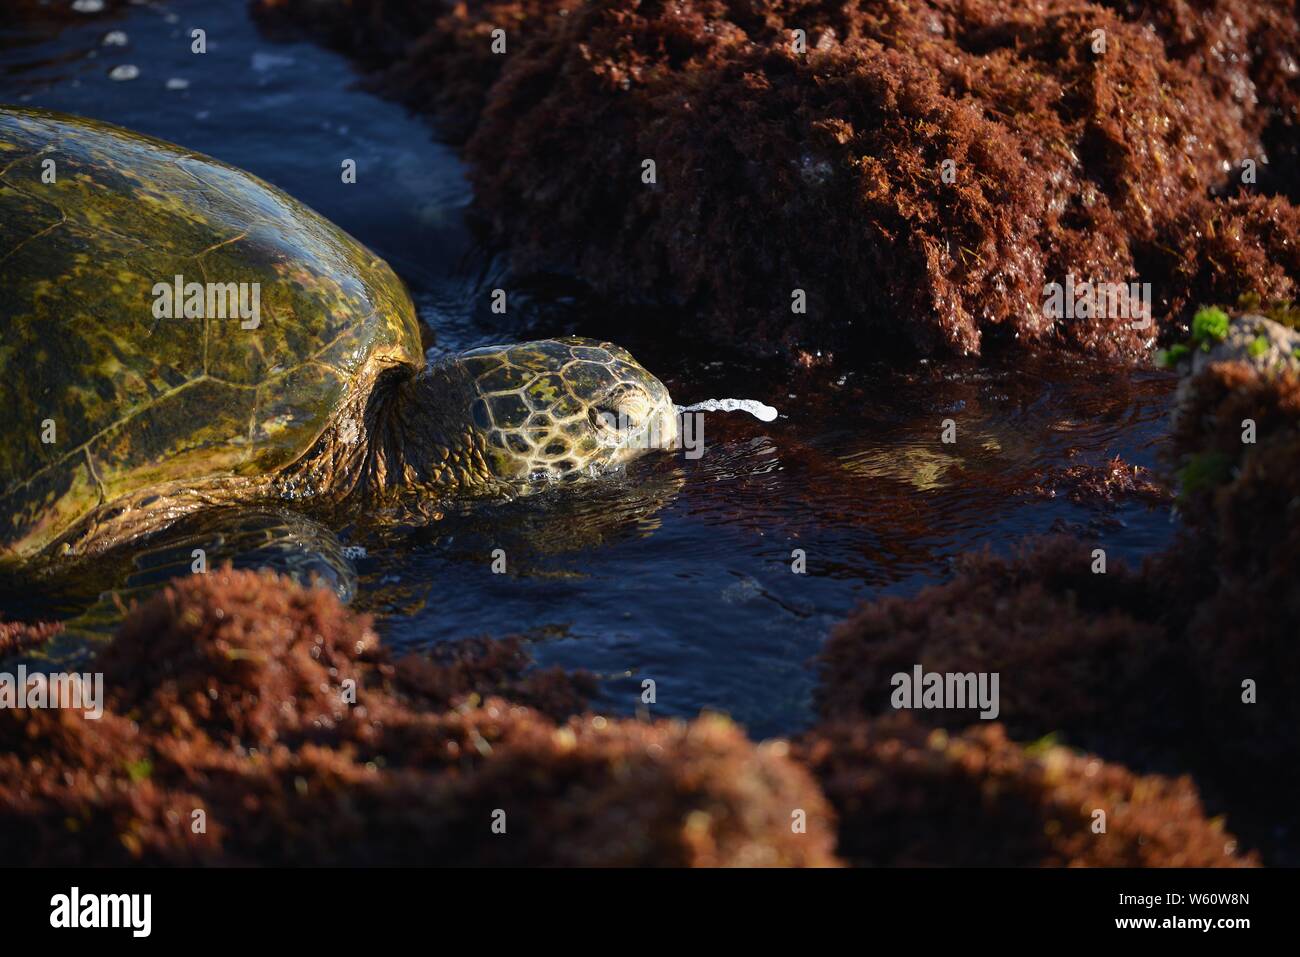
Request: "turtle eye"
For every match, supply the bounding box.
[590,386,632,432]
[588,403,622,434]
[592,382,647,429]
[588,393,640,452]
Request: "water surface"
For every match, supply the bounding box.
[0,0,1177,737]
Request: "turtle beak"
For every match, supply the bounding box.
[652,399,679,451]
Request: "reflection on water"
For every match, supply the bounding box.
[0,1,1178,737]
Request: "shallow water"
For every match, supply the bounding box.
[0,0,1177,738]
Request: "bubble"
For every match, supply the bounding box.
[675,398,779,422]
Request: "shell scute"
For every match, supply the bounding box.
[477,363,530,394]
[487,393,530,429]
[0,108,422,559]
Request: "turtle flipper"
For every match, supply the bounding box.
[118,507,356,603]
[22,508,356,668]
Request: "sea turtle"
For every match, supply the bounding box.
[0,107,678,616]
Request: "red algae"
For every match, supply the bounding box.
[1171,359,1300,578]
[795,715,1255,868]
[815,537,1188,763]
[98,567,383,750]
[1169,359,1300,779]
[393,633,598,720]
[0,568,836,865]
[465,0,1252,360]
[1153,198,1300,331]
[253,0,1300,362]
[406,711,840,866]
[1028,454,1170,509]
[1097,1,1300,201]
[0,617,62,658]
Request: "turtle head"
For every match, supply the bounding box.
[455,337,677,485]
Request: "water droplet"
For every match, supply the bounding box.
[676,398,779,422]
[108,64,140,82]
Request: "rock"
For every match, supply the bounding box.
[1166,360,1300,784]
[254,0,1300,364]
[1191,315,1300,378]
[814,537,1187,765]
[796,715,1255,867]
[0,568,836,865]
[814,357,1300,860]
[0,617,63,659]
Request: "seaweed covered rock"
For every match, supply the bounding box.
[394,634,599,721]
[406,711,839,866]
[0,569,835,865]
[795,715,1255,867]
[815,537,1188,763]
[1187,578,1300,784]
[1168,352,1300,779]
[254,0,1300,362]
[1154,200,1300,326]
[466,0,1263,360]
[1096,1,1300,201]
[98,567,382,749]
[124,698,838,866]
[0,616,61,659]
[813,530,1298,855]
[1171,353,1300,584]
[0,706,218,865]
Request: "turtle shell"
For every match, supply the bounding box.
[0,108,423,560]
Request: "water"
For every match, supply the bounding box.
[0,0,1177,738]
